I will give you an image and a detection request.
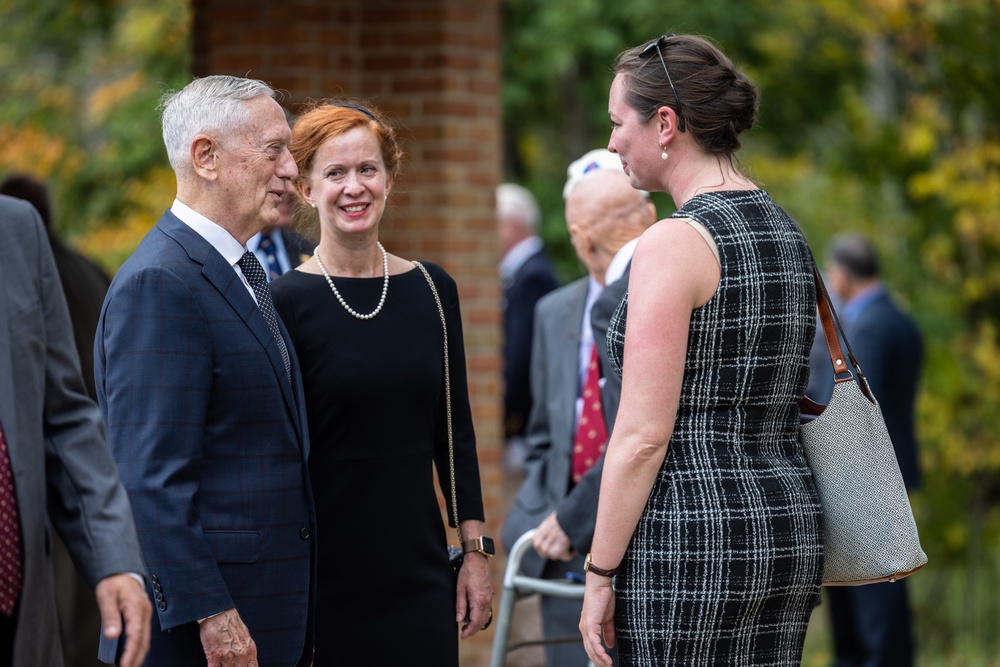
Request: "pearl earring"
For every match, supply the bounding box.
[661,146,668,160]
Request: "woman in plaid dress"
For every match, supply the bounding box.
[580,34,824,666]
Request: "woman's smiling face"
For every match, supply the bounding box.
[301,125,390,239]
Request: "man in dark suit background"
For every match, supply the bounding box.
[0,194,150,667]
[0,174,113,667]
[247,180,315,281]
[497,182,560,472]
[812,233,924,667]
[502,151,654,666]
[96,75,316,667]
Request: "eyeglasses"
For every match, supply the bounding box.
[639,35,686,132]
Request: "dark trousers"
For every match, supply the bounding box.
[0,601,18,667]
[827,580,914,667]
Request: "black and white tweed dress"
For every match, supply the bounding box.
[606,190,824,665]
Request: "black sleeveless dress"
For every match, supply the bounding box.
[270,262,484,667]
[606,191,824,665]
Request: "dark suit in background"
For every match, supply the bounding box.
[812,235,924,667]
[0,195,147,667]
[249,226,315,281]
[501,244,559,463]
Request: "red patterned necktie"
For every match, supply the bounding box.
[0,423,22,617]
[572,344,608,484]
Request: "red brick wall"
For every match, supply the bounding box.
[192,1,504,663]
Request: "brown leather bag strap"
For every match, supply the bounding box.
[810,263,878,404]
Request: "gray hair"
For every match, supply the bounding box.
[496,183,541,232]
[160,75,277,172]
[828,233,881,280]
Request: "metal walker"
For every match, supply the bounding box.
[489,529,595,667]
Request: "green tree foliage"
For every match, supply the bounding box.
[504,0,1000,659]
[0,0,190,269]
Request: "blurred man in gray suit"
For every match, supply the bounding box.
[0,173,112,667]
[0,194,150,667]
[502,150,654,666]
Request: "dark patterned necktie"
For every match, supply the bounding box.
[258,233,283,281]
[571,344,608,484]
[0,423,22,617]
[238,251,291,383]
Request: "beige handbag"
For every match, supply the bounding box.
[800,266,927,585]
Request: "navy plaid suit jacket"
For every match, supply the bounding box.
[95,211,316,666]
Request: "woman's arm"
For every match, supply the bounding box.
[580,218,719,666]
[588,217,719,570]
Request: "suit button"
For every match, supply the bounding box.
[150,574,159,584]
[155,592,163,602]
[158,602,167,611]
[153,583,161,593]
[299,527,310,540]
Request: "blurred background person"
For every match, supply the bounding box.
[814,233,924,667]
[497,182,559,472]
[0,174,110,667]
[247,180,315,281]
[270,100,493,666]
[0,193,150,667]
[0,175,110,400]
[502,149,654,667]
[580,34,824,666]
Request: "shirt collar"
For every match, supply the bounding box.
[499,235,544,281]
[842,282,885,324]
[605,237,639,286]
[171,198,248,267]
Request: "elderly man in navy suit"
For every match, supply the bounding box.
[96,75,316,667]
[502,151,654,666]
[811,233,923,667]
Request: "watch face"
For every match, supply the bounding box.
[481,536,496,555]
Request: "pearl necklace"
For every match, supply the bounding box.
[313,242,389,320]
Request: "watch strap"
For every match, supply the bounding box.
[462,536,495,557]
[585,553,618,578]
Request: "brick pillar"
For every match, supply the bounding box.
[193,1,503,664]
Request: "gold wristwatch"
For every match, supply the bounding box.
[584,552,618,578]
[461,536,496,557]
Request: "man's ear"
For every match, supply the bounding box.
[191,135,219,181]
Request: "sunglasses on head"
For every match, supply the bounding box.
[639,34,686,132]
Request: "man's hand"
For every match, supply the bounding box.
[532,511,575,561]
[95,573,152,667]
[200,608,258,667]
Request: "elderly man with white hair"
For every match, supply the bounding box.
[501,150,654,666]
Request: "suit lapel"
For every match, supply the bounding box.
[157,214,303,439]
[555,280,588,454]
